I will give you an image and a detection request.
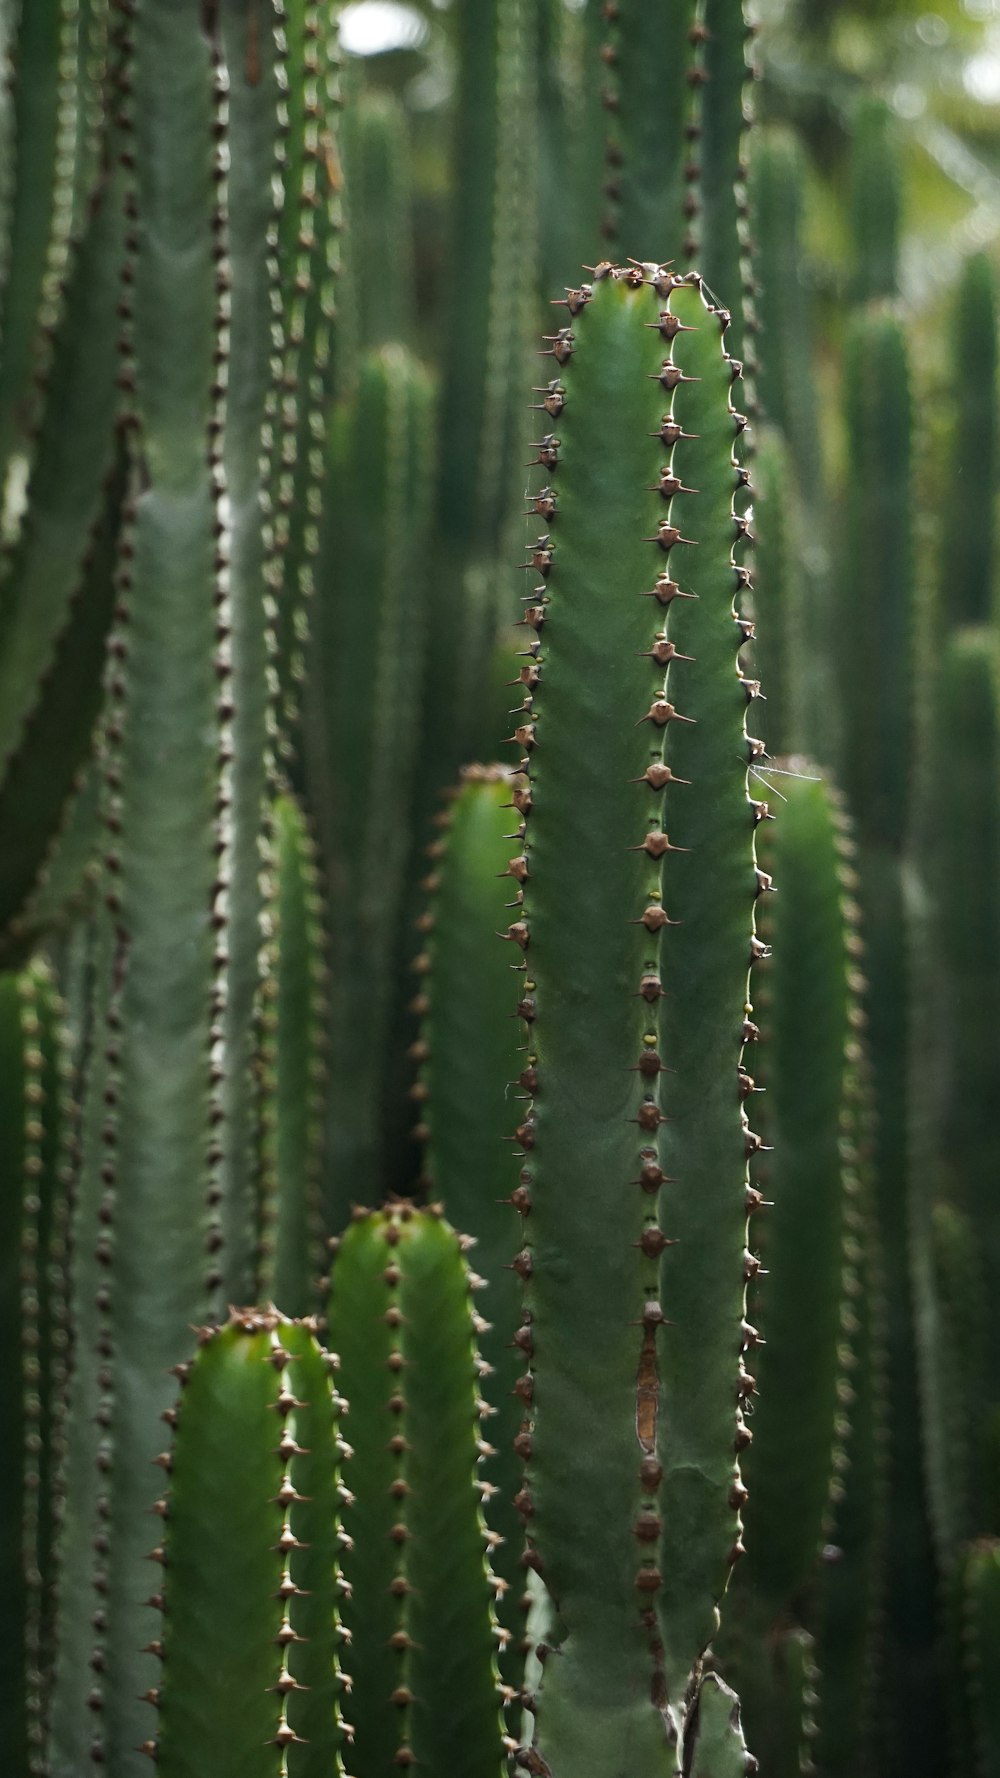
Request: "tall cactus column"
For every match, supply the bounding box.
[504,263,760,1776]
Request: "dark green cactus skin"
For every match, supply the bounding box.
[596,0,698,263]
[213,0,284,1304]
[696,0,756,369]
[721,767,867,1772]
[505,266,758,1772]
[0,962,70,1775]
[326,1205,505,1778]
[340,92,414,355]
[306,344,434,1220]
[414,764,528,1668]
[749,127,822,501]
[940,255,997,628]
[154,1311,348,1777]
[0,176,124,962]
[848,99,901,306]
[0,0,80,477]
[958,1540,1000,1778]
[912,627,1000,1557]
[748,427,800,757]
[270,0,343,752]
[812,1185,887,1778]
[837,304,941,1776]
[258,793,327,1318]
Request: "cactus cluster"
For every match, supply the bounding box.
[1,3,999,1776]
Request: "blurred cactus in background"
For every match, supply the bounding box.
[1,1,1000,1774]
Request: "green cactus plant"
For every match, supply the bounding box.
[501,261,761,1775]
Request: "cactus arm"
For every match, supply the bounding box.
[280,1321,351,1772]
[0,0,77,474]
[747,429,799,758]
[598,0,699,263]
[340,93,414,353]
[0,173,123,786]
[734,771,860,1620]
[910,627,1000,1555]
[941,254,998,628]
[960,1540,1000,1778]
[155,1317,285,1777]
[213,0,283,1303]
[653,276,757,1698]
[12,757,103,962]
[93,3,229,1761]
[306,345,434,1219]
[749,128,822,497]
[687,1672,755,1778]
[328,1207,505,1777]
[258,793,327,1317]
[849,98,901,305]
[324,1213,401,1776]
[507,267,756,1772]
[0,439,124,966]
[434,0,535,558]
[0,2,16,319]
[416,764,527,1668]
[813,1182,887,1778]
[270,1,344,749]
[0,970,31,1773]
[696,0,755,367]
[47,911,119,1777]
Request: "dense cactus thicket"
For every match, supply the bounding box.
[1,2,998,1775]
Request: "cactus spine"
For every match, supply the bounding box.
[505,264,759,1773]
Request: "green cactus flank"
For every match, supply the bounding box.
[258,793,328,1318]
[411,763,528,1672]
[718,766,868,1773]
[339,91,415,355]
[47,3,289,1763]
[152,1310,350,1776]
[0,0,84,480]
[848,97,902,306]
[306,343,434,1221]
[0,960,72,1774]
[940,254,998,629]
[694,0,757,372]
[502,264,760,1775]
[956,1539,1000,1778]
[748,126,822,499]
[0,171,125,964]
[270,0,344,754]
[837,305,941,1776]
[748,427,801,757]
[911,626,1000,1556]
[212,0,287,1303]
[812,1180,887,1778]
[326,1204,507,1777]
[595,0,698,264]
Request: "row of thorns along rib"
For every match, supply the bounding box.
[502,263,767,1604]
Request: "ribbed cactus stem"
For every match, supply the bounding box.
[941,254,998,628]
[849,98,902,304]
[695,0,757,371]
[153,1310,349,1777]
[340,92,415,353]
[413,762,528,1670]
[595,0,699,261]
[306,343,435,1219]
[326,1204,507,1776]
[257,793,328,1317]
[504,263,760,1774]
[721,765,868,1768]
